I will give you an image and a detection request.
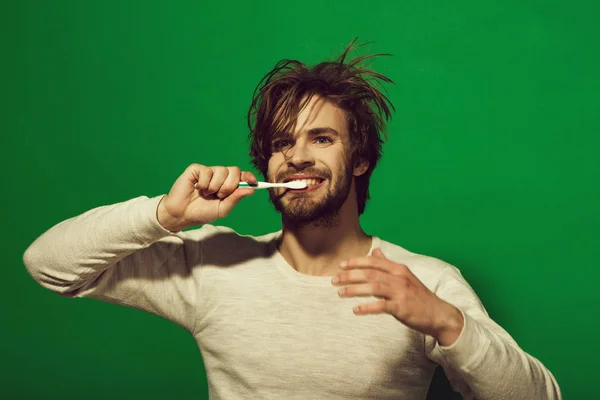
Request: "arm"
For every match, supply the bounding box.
[23,195,200,333]
[426,267,562,400]
[23,164,257,334]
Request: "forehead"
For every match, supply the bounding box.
[288,95,349,137]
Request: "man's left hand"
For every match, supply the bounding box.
[332,248,464,347]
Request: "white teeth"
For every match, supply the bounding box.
[290,178,320,187]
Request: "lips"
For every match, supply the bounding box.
[283,175,325,183]
[283,179,326,194]
[293,180,326,192]
[278,173,328,193]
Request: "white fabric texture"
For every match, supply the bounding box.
[23,195,562,399]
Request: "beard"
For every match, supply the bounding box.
[268,166,353,228]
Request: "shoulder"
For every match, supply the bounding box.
[375,237,459,287]
[185,224,278,243]
[183,224,280,266]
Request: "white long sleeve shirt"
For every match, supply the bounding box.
[23,195,562,399]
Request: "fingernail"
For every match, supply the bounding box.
[331,276,339,284]
[339,261,347,269]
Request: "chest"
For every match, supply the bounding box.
[195,276,436,396]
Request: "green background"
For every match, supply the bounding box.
[2,0,598,398]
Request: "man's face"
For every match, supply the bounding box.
[266,96,358,225]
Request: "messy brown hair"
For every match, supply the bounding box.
[247,38,394,215]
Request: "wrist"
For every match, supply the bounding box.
[434,304,464,347]
[156,196,184,232]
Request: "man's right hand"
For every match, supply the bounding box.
[156,164,258,232]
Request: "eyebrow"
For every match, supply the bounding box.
[306,127,340,137]
[271,127,340,141]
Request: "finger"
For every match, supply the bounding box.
[353,300,388,315]
[338,282,392,299]
[194,165,213,192]
[341,255,408,277]
[217,166,242,199]
[204,166,228,196]
[372,248,388,260]
[340,256,393,274]
[333,269,387,285]
[218,187,254,217]
[241,170,258,185]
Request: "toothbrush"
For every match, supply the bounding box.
[238,181,307,190]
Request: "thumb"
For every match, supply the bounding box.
[218,188,254,216]
[372,248,387,259]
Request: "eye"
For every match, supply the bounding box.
[272,138,292,152]
[315,136,333,145]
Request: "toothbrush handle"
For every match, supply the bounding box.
[238,181,272,189]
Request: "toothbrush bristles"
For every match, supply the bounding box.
[287,181,307,189]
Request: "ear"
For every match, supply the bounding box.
[353,157,369,177]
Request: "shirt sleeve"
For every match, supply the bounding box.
[425,266,562,400]
[23,195,202,334]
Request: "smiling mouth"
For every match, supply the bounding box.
[285,178,326,192]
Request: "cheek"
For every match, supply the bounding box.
[329,155,350,177]
[267,154,284,179]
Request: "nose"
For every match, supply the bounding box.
[285,140,315,170]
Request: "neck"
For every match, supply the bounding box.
[277,196,372,276]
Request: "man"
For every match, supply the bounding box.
[24,40,561,399]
